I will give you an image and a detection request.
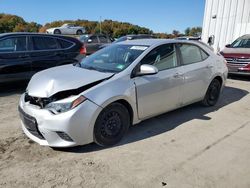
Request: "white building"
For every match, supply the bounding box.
[202,0,250,52]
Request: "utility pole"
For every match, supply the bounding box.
[99,16,102,34]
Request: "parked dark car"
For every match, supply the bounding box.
[79,34,113,55]
[220,34,250,75]
[0,33,85,83]
[99,34,156,50]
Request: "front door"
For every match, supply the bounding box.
[134,43,183,119]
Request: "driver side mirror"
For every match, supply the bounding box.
[87,39,92,43]
[136,64,158,76]
[225,44,231,48]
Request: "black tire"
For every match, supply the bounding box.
[54,29,61,34]
[202,79,221,106]
[94,103,130,146]
[76,30,83,35]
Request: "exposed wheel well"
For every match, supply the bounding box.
[113,99,133,126]
[213,76,223,86]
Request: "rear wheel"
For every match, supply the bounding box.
[54,29,61,34]
[202,79,221,106]
[76,30,83,35]
[94,103,130,146]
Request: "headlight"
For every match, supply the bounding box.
[45,96,87,114]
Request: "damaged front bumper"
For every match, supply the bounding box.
[19,93,102,147]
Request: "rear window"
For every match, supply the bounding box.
[58,39,73,49]
[32,36,58,51]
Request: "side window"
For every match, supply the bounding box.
[58,39,73,49]
[32,37,58,51]
[0,37,27,52]
[89,36,98,43]
[200,49,209,60]
[99,36,108,43]
[179,44,203,65]
[141,43,178,71]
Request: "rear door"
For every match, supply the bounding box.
[134,43,183,119]
[0,36,32,83]
[177,43,212,105]
[29,36,63,74]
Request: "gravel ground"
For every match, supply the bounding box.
[0,78,250,188]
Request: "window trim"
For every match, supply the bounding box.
[0,36,28,54]
[176,42,210,66]
[0,35,75,54]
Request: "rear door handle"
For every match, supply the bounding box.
[206,65,214,69]
[173,72,183,78]
[18,54,29,58]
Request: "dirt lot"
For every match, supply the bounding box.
[0,78,250,188]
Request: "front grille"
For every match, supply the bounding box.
[18,106,45,140]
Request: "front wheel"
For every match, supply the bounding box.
[202,79,221,106]
[94,103,130,146]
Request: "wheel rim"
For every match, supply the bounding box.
[208,81,220,102]
[100,111,122,138]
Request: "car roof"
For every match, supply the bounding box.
[118,39,180,46]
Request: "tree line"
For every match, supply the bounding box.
[0,13,202,38]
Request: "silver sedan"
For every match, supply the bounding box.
[19,39,228,147]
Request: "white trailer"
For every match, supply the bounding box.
[202,0,250,52]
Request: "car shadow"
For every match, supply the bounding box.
[60,85,249,153]
[228,74,250,81]
[0,81,28,97]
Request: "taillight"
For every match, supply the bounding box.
[80,44,86,55]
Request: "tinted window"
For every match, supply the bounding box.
[141,44,178,71]
[32,37,58,51]
[99,36,108,43]
[0,37,27,52]
[58,39,73,49]
[89,36,98,43]
[179,44,203,65]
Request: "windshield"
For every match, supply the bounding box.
[80,44,148,73]
[231,38,250,48]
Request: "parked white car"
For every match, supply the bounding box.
[19,39,228,148]
[46,23,85,35]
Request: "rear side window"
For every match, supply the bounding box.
[32,36,58,51]
[179,44,207,65]
[0,37,27,52]
[58,39,73,49]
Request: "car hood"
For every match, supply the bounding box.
[222,47,250,57]
[27,65,114,98]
